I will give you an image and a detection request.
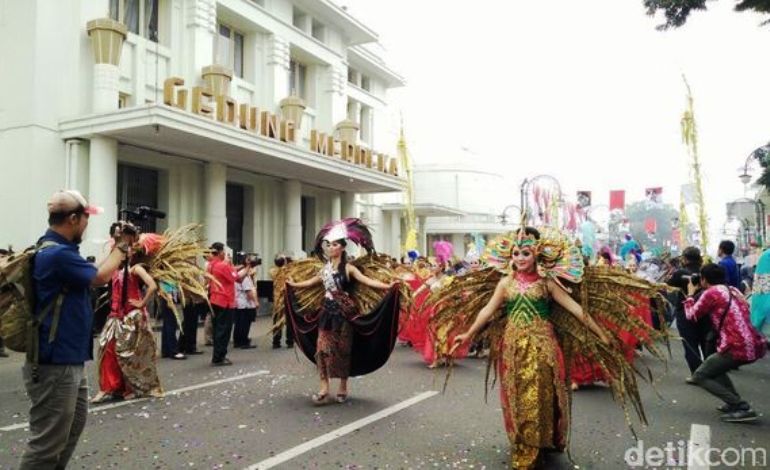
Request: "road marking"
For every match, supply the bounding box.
[246,390,439,470]
[0,370,270,432]
[688,423,710,470]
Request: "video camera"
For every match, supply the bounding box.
[119,206,167,225]
[235,251,262,267]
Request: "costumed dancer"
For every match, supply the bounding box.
[570,253,655,390]
[91,223,211,403]
[278,219,405,405]
[91,222,161,402]
[431,226,667,469]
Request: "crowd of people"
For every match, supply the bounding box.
[1,190,769,470]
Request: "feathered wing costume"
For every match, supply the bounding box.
[95,224,211,397]
[274,218,411,377]
[427,227,670,467]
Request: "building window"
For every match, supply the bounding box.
[110,0,159,42]
[361,75,371,91]
[226,184,244,252]
[215,23,245,78]
[360,105,371,144]
[292,7,309,33]
[117,164,159,233]
[311,19,325,42]
[118,93,128,108]
[288,59,307,99]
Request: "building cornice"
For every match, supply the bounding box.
[348,46,405,88]
[59,104,405,193]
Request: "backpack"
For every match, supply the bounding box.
[0,242,65,365]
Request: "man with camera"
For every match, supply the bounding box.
[207,243,249,366]
[20,190,130,469]
[667,246,710,380]
[684,263,767,422]
[233,253,260,349]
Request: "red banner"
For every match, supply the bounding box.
[644,217,657,234]
[609,190,625,211]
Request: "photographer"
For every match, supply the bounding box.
[667,246,710,380]
[684,263,767,422]
[233,254,260,349]
[207,243,249,366]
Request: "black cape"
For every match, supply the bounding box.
[284,285,401,377]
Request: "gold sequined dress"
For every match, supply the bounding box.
[499,271,568,469]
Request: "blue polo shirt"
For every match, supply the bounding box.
[719,255,741,289]
[33,230,98,364]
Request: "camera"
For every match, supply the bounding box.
[684,274,701,285]
[119,206,167,225]
[235,251,262,267]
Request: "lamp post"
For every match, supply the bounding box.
[736,142,770,245]
[498,204,522,226]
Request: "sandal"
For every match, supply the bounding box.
[311,392,329,405]
[335,393,348,404]
[90,391,112,404]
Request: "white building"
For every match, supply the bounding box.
[406,157,510,259]
[0,0,405,266]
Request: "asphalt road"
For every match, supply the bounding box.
[0,317,768,469]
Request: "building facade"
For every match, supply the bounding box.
[411,161,509,259]
[0,0,405,267]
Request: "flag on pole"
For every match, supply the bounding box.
[577,191,592,209]
[609,190,625,211]
[645,187,663,204]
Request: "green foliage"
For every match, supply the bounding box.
[644,0,770,29]
[625,201,680,251]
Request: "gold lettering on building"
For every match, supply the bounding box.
[191,87,213,118]
[216,96,237,124]
[239,104,258,131]
[159,77,398,178]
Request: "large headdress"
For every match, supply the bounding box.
[482,226,584,285]
[313,218,375,258]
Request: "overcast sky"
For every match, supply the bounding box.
[341,0,770,250]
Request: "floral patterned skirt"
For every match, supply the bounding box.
[97,310,163,397]
[498,317,568,469]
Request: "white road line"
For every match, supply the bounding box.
[688,423,711,470]
[246,390,439,470]
[0,370,270,433]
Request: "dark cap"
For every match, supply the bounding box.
[209,242,225,253]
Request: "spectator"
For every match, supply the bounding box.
[717,240,741,289]
[684,263,767,422]
[179,274,207,356]
[20,190,127,469]
[207,243,247,366]
[160,281,185,360]
[667,246,710,380]
[271,254,294,349]
[233,256,259,349]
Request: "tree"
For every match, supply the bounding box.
[625,201,680,252]
[644,0,770,29]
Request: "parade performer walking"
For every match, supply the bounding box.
[434,226,667,469]
[91,223,211,403]
[277,219,406,404]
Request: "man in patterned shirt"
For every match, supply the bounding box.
[685,263,767,422]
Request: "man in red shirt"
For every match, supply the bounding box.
[207,243,247,366]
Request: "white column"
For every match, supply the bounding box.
[266,34,290,108]
[390,210,401,257]
[92,63,120,113]
[285,180,302,257]
[86,136,118,254]
[330,192,341,221]
[183,0,216,85]
[204,162,227,245]
[342,191,357,218]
